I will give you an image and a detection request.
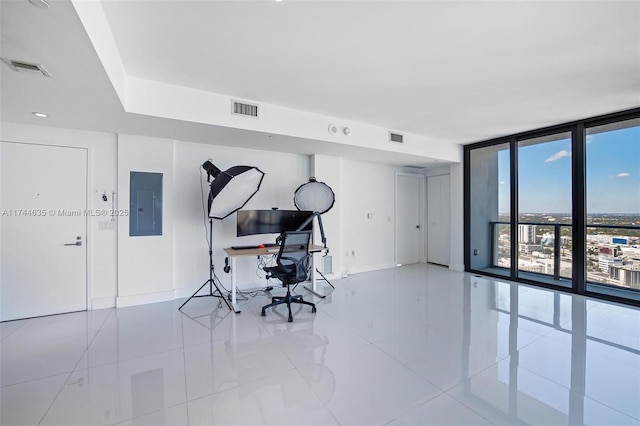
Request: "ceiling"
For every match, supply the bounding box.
[1,0,639,167]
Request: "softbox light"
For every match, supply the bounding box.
[207,164,264,219]
[293,178,335,214]
[180,161,264,313]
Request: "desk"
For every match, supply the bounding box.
[223,244,326,313]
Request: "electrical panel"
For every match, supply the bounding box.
[129,171,163,236]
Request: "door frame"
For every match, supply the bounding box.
[394,172,426,265]
[1,140,92,313]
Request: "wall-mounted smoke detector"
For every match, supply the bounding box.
[389,131,404,144]
[1,58,52,77]
[231,100,259,118]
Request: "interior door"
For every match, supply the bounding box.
[427,174,450,266]
[396,173,422,265]
[1,142,87,321]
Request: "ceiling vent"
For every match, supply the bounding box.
[1,58,51,77]
[389,131,404,144]
[231,100,259,119]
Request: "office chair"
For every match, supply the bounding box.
[261,230,317,322]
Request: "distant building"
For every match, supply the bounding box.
[540,232,554,246]
[609,265,640,288]
[587,234,613,244]
[599,245,622,257]
[519,243,543,255]
[599,256,622,274]
[519,224,537,244]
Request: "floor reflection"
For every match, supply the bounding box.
[453,277,640,425]
[1,264,638,425]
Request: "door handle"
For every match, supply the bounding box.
[64,236,82,246]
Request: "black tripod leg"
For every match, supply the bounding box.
[178,279,211,310]
[179,218,237,313]
[303,268,335,298]
[179,279,235,312]
[315,267,335,289]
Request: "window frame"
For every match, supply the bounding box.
[464,107,640,307]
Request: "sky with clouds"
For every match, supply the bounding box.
[498,125,639,214]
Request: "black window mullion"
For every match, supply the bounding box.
[510,138,518,281]
[572,124,586,294]
[463,146,471,271]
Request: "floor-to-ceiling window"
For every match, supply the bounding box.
[585,118,640,299]
[465,108,640,305]
[517,131,573,288]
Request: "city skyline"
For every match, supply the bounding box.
[498,125,639,215]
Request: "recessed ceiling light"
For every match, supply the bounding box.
[32,112,48,118]
[28,0,50,9]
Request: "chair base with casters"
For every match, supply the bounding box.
[261,284,316,323]
[260,230,317,322]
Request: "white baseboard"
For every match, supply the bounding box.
[116,290,175,308]
[174,281,264,299]
[91,297,116,310]
[174,286,203,299]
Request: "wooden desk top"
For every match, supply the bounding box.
[224,244,326,257]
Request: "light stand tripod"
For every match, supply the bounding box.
[178,160,263,313]
[296,211,335,298]
[178,218,236,312]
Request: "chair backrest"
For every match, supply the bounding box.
[276,230,312,282]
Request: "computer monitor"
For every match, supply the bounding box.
[237,209,313,237]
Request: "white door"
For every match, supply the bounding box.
[427,174,450,266]
[396,173,422,265]
[1,142,87,321]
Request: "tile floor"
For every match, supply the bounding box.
[1,264,639,425]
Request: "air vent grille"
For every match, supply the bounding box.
[1,58,51,77]
[389,132,404,143]
[231,100,259,118]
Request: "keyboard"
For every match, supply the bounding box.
[230,243,278,250]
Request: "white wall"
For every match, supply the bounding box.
[0,122,118,309]
[310,154,342,276]
[117,134,175,306]
[172,140,311,295]
[117,135,312,304]
[1,121,464,310]
[449,163,464,271]
[340,159,401,274]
